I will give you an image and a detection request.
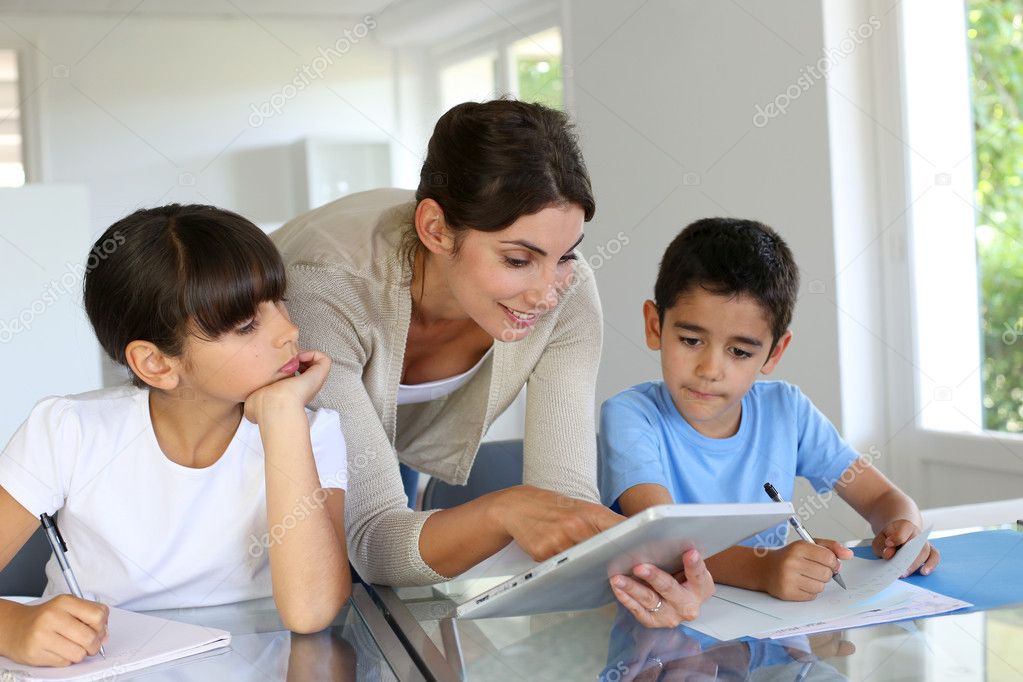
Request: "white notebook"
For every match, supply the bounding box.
[0,604,231,682]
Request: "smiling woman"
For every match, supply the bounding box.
[270,99,714,627]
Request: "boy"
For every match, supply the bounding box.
[599,218,939,601]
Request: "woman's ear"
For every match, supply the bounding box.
[414,198,456,257]
[125,340,180,391]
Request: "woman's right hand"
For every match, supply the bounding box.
[490,485,624,560]
[0,595,108,667]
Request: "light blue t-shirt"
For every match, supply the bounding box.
[598,380,859,547]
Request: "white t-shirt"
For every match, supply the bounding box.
[0,385,347,610]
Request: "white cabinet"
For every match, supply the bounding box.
[291,138,392,213]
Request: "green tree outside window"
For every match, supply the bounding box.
[968,0,1023,432]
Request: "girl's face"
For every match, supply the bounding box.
[443,204,585,342]
[177,300,300,405]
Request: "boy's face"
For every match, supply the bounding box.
[643,288,791,439]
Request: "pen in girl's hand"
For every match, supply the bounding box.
[39,513,108,657]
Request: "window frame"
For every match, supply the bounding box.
[871,0,1023,503]
[429,10,562,114]
[0,45,41,185]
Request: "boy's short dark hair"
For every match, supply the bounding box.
[654,217,799,346]
[83,204,286,386]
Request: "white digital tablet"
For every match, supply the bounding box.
[456,502,793,619]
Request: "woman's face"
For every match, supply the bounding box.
[444,204,585,342]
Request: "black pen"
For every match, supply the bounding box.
[763,482,847,590]
[40,514,107,657]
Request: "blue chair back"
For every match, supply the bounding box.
[0,527,51,597]
[422,439,524,510]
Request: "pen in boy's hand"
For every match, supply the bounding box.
[763,482,848,590]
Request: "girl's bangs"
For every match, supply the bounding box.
[179,225,287,340]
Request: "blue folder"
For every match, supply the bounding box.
[851,528,1023,613]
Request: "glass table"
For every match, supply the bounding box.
[122,584,424,681]
[365,528,1023,681]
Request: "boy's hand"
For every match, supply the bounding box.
[762,539,852,601]
[0,595,108,667]
[872,520,940,577]
[245,351,331,424]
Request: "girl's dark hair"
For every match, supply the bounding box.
[654,217,799,347]
[83,204,286,386]
[410,99,595,257]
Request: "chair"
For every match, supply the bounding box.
[422,439,524,510]
[0,527,52,597]
[419,440,524,673]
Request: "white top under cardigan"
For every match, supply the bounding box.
[397,347,493,405]
[271,188,603,587]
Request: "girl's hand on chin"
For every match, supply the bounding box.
[244,350,332,423]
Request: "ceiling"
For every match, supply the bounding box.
[0,0,393,18]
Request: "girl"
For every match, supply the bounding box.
[0,204,349,667]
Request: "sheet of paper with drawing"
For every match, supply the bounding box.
[759,580,971,639]
[0,604,231,682]
[686,526,969,641]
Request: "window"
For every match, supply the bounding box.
[0,49,25,187]
[508,28,562,109]
[967,1,1023,433]
[872,0,1023,507]
[436,26,563,115]
[900,1,984,435]
[440,52,498,114]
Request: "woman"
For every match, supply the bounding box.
[272,100,711,627]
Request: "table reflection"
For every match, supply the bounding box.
[135,595,399,681]
[603,603,854,681]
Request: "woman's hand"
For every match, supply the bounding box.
[490,485,624,561]
[619,624,702,682]
[610,549,715,628]
[0,596,108,667]
[245,351,331,424]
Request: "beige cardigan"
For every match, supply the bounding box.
[271,189,603,586]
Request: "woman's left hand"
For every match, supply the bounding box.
[244,350,332,424]
[609,549,715,628]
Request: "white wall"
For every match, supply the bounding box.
[565,1,842,420]
[4,13,399,233]
[0,185,99,444]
